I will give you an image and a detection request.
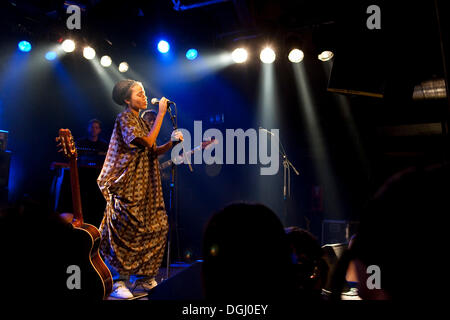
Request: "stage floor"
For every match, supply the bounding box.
[107,262,192,300]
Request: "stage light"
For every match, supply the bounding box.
[260,47,276,64]
[118,62,129,73]
[100,55,112,67]
[157,40,170,53]
[231,48,248,63]
[45,51,57,61]
[18,41,32,52]
[83,46,96,60]
[288,49,304,63]
[61,39,75,52]
[318,50,334,61]
[186,48,198,60]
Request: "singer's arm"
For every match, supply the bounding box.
[155,130,184,155]
[155,141,173,155]
[133,97,169,148]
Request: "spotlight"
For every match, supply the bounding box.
[18,41,32,52]
[61,39,75,53]
[231,48,248,63]
[288,49,304,63]
[260,47,276,64]
[83,46,96,60]
[118,62,129,73]
[186,48,198,60]
[157,40,170,53]
[100,55,112,67]
[45,51,57,61]
[318,50,334,61]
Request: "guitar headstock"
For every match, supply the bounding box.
[56,128,77,159]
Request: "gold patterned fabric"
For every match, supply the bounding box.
[98,109,168,277]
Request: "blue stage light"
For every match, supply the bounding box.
[157,40,170,53]
[186,48,198,60]
[45,51,57,61]
[18,41,32,52]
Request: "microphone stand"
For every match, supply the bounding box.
[280,136,299,225]
[164,103,181,281]
[261,127,299,225]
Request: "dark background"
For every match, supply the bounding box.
[0,0,448,260]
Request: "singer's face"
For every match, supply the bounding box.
[126,83,148,111]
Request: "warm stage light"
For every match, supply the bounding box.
[61,39,75,53]
[260,47,276,64]
[118,62,129,72]
[231,48,248,63]
[186,48,198,60]
[288,49,304,63]
[18,41,32,52]
[83,47,96,60]
[157,40,170,53]
[318,50,334,61]
[100,55,112,67]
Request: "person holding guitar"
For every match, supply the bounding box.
[97,79,183,299]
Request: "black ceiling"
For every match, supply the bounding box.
[1,0,448,94]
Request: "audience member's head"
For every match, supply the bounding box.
[285,226,328,299]
[0,195,74,297]
[202,203,294,301]
[332,163,449,300]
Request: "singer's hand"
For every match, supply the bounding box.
[158,97,168,115]
[171,130,184,145]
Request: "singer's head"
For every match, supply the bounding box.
[112,79,147,110]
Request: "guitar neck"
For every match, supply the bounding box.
[69,157,84,226]
[160,145,200,170]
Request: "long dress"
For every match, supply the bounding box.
[97,108,168,277]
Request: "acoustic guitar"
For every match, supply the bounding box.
[56,128,113,299]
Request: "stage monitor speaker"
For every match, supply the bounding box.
[0,151,11,189]
[321,219,359,245]
[150,261,204,300]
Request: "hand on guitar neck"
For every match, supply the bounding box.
[159,138,218,170]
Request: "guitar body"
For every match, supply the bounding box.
[63,223,113,299]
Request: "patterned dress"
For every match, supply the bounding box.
[98,109,168,278]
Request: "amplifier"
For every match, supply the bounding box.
[0,130,8,152]
[0,151,11,189]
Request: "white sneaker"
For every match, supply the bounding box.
[109,281,134,299]
[137,278,158,291]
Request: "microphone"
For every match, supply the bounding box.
[150,98,175,105]
[151,98,177,129]
[259,127,274,136]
